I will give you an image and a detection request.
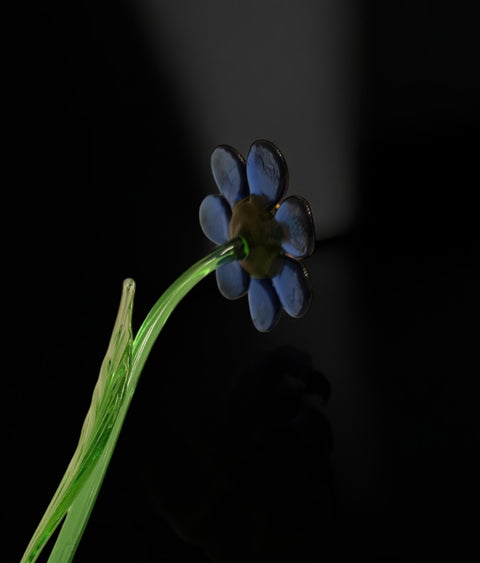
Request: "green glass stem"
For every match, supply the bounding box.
[21,237,247,563]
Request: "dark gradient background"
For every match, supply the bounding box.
[7,1,479,562]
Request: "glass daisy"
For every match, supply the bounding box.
[199,139,315,332]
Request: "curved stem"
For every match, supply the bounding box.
[22,238,247,563]
[130,236,247,388]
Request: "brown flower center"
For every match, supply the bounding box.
[229,195,283,279]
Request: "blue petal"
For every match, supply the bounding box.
[248,278,282,332]
[272,257,312,318]
[275,196,315,258]
[199,194,231,245]
[246,140,288,206]
[216,261,249,300]
[211,145,249,207]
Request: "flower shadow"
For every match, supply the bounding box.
[138,339,336,562]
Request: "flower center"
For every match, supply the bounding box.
[229,195,283,278]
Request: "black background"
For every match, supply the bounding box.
[7,1,479,561]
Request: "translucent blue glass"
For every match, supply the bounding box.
[199,139,315,332]
[272,257,312,317]
[246,140,288,206]
[276,196,315,259]
[248,278,282,332]
[199,194,231,244]
[216,261,249,299]
[211,145,249,207]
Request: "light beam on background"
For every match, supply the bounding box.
[130,0,361,240]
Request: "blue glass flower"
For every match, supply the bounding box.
[199,140,315,332]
